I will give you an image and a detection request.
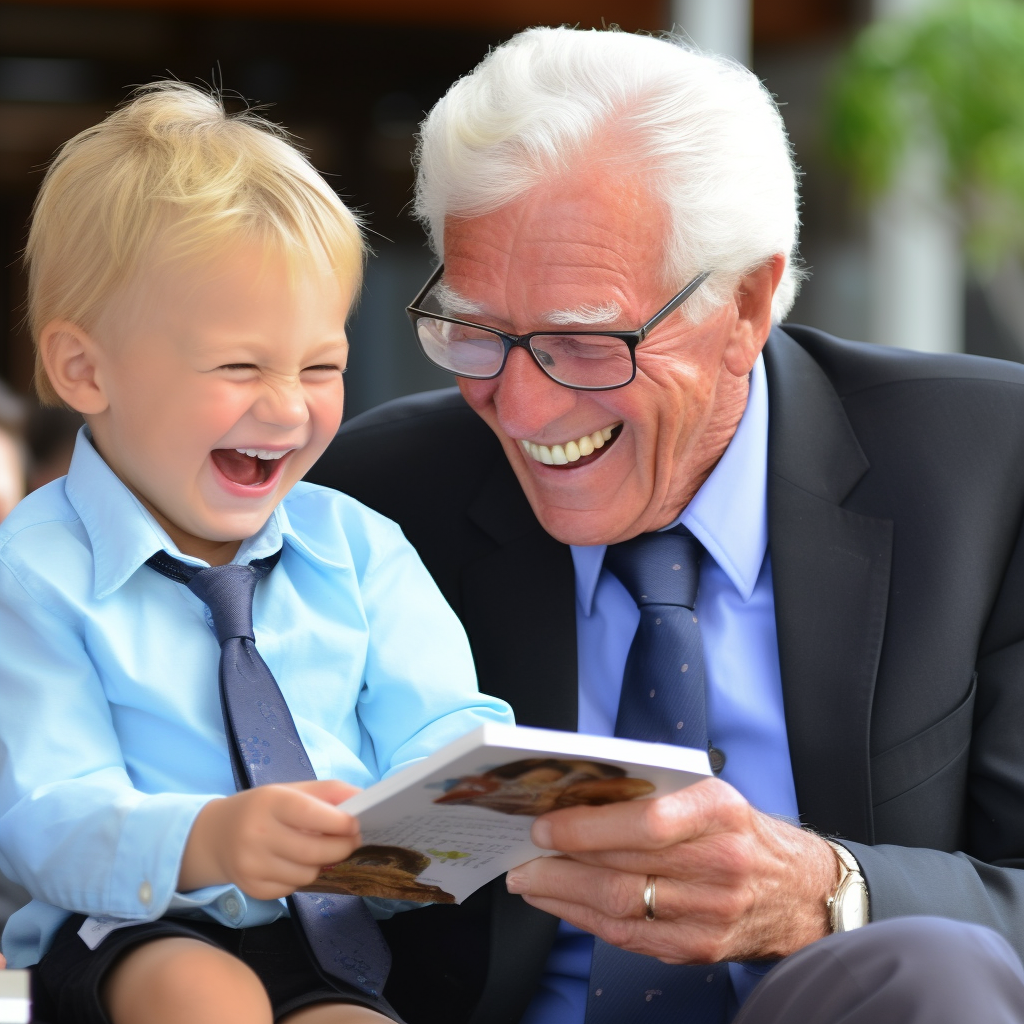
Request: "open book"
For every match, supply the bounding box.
[301,723,711,905]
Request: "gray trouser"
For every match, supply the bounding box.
[734,917,1024,1024]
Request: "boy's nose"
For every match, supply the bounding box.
[254,379,310,428]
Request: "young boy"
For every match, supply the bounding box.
[0,83,513,1024]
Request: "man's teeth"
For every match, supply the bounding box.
[519,425,619,465]
[235,448,289,460]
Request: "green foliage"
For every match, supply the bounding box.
[825,0,1024,262]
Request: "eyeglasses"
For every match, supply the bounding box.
[406,265,710,391]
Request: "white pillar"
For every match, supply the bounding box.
[671,0,751,66]
[869,0,963,352]
[875,0,929,15]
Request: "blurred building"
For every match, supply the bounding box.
[0,0,1017,426]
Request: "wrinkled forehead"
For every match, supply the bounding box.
[440,174,667,331]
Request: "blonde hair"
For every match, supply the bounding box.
[26,81,364,405]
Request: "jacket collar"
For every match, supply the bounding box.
[764,327,869,503]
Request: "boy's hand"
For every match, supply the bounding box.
[179,780,362,899]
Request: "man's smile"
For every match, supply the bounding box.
[518,423,623,468]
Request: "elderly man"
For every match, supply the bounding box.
[309,27,1024,1024]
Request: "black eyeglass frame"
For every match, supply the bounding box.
[406,264,711,391]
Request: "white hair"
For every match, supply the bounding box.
[413,27,803,324]
[547,301,623,326]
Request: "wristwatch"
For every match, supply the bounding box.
[825,840,869,932]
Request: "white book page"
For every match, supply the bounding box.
[301,724,711,905]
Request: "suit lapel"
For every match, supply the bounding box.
[461,452,579,732]
[764,329,893,844]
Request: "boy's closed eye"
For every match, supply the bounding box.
[213,363,346,375]
[303,364,347,376]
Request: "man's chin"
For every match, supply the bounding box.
[496,435,646,545]
[506,468,615,546]
[521,491,642,548]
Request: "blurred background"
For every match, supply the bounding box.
[1,0,1023,468]
[1,0,1024,936]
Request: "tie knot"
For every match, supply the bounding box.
[603,526,701,609]
[146,550,279,645]
[187,565,263,644]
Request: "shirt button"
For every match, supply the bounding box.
[138,881,153,905]
[223,896,241,918]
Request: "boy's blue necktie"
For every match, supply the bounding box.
[145,550,393,1004]
[584,527,731,1024]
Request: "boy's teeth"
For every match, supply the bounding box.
[519,424,621,465]
[234,448,289,460]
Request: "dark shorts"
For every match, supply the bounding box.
[31,913,400,1024]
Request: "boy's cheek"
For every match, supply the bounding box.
[310,390,346,449]
[324,379,346,423]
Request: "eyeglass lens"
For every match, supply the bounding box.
[414,317,634,388]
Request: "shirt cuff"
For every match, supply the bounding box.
[107,792,216,919]
[166,886,287,928]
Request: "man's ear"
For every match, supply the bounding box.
[723,254,786,377]
[38,320,110,415]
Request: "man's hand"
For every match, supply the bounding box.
[505,777,839,964]
[179,780,362,899]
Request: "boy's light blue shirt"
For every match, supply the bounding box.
[0,429,513,966]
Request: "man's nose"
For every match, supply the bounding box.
[493,347,577,438]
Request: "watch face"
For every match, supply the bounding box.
[837,877,869,931]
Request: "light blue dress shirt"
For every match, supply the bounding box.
[523,356,800,1024]
[0,429,513,967]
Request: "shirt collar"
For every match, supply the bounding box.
[64,428,287,600]
[571,353,770,614]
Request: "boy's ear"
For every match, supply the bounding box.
[38,320,110,415]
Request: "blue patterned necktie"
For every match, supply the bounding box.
[145,550,393,1007]
[584,527,731,1024]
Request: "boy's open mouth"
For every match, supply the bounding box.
[210,448,291,487]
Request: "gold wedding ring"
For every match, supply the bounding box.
[643,875,657,922]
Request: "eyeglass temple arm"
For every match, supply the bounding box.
[408,263,447,312]
[638,271,711,342]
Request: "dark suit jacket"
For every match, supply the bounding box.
[307,325,1024,1024]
